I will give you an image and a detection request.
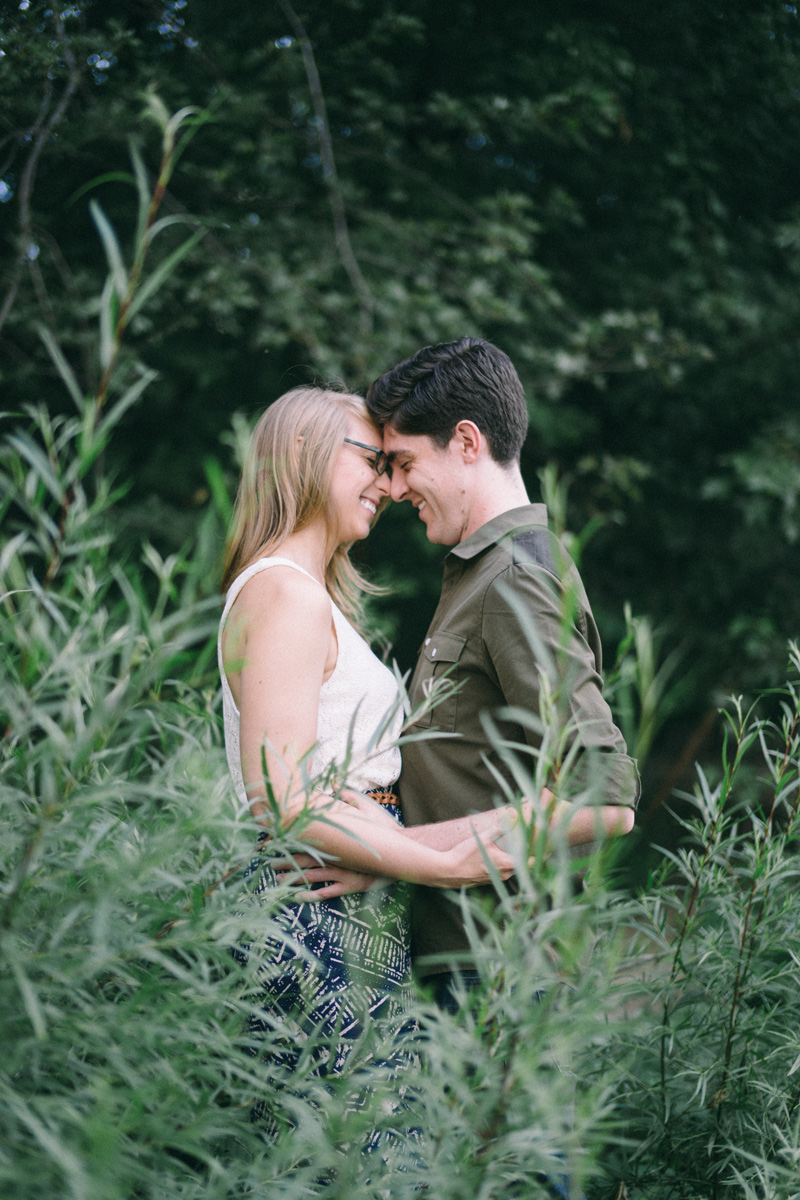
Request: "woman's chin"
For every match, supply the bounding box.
[340,521,372,545]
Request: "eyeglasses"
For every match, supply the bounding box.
[343,437,392,478]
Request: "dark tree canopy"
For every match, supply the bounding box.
[2,0,800,699]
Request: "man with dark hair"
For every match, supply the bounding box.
[365,336,528,464]
[365,336,640,1001]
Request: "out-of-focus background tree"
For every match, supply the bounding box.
[3,0,800,837]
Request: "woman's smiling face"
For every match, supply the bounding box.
[327,416,391,544]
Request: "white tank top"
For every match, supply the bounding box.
[218,556,403,807]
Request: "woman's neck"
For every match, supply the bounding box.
[268,521,332,586]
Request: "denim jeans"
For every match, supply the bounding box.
[428,969,484,1014]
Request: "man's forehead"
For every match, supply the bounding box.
[382,428,432,459]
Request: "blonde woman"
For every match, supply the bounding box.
[218,387,515,1115]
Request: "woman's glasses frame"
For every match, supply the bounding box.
[343,437,392,478]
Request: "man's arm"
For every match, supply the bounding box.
[280,556,639,899]
[278,791,633,899]
[274,803,529,897]
[531,795,635,845]
[483,559,641,812]
[405,793,633,850]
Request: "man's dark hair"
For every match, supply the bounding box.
[365,337,528,465]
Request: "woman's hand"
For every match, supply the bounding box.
[273,852,387,900]
[270,826,515,893]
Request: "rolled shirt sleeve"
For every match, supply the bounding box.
[482,561,640,809]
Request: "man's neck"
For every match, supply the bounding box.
[459,460,530,542]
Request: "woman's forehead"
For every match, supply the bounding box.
[347,413,382,446]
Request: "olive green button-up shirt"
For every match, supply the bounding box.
[398,503,640,973]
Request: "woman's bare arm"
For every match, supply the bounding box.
[224,568,516,888]
[287,790,634,899]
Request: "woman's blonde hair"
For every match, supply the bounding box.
[220,386,381,627]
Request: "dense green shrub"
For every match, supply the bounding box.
[593,658,800,1199]
[4,381,798,1197]
[0,386,625,1198]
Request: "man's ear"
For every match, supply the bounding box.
[453,420,482,463]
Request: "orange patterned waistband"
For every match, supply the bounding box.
[366,788,399,807]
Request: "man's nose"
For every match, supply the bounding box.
[390,472,409,502]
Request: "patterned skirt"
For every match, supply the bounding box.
[236,800,418,1147]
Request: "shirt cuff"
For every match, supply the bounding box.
[557,749,641,810]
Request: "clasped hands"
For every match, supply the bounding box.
[270,791,547,901]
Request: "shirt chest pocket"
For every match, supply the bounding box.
[411,632,467,731]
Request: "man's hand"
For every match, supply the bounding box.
[272,852,387,900]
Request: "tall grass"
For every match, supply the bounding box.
[2,98,800,1200]
[593,653,800,1199]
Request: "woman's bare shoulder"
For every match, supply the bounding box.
[231,563,330,625]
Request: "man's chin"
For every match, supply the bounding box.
[416,508,456,546]
[423,522,457,547]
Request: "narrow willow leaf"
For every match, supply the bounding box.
[144,213,200,245]
[0,531,27,579]
[35,325,83,408]
[166,105,200,140]
[89,199,129,298]
[27,576,72,634]
[127,229,205,320]
[142,88,171,132]
[66,171,135,209]
[77,400,100,472]
[7,956,47,1039]
[129,138,151,249]
[98,274,116,370]
[7,433,64,504]
[100,368,159,438]
[75,369,157,476]
[202,455,233,524]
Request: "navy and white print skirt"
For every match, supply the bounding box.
[235,799,418,1149]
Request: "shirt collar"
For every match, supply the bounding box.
[447,503,549,561]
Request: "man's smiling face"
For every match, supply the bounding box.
[382,426,471,545]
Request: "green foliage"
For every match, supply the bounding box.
[4,370,800,1197]
[3,0,800,697]
[3,29,800,1200]
[0,389,625,1196]
[593,652,800,1198]
[605,604,690,764]
[5,392,799,1196]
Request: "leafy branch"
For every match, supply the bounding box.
[277,0,374,336]
[31,95,207,586]
[0,9,82,337]
[91,93,207,413]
